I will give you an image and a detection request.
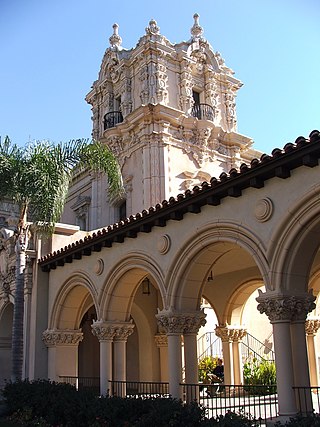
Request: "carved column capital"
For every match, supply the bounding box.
[113,321,135,342]
[215,325,247,342]
[42,329,83,347]
[91,320,135,342]
[156,309,206,335]
[305,318,320,336]
[91,320,117,342]
[154,333,168,347]
[256,290,316,323]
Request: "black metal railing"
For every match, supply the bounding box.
[109,380,169,398]
[293,386,320,414]
[104,111,123,130]
[183,383,278,424]
[59,376,100,394]
[191,103,214,121]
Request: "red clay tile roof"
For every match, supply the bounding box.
[39,130,320,271]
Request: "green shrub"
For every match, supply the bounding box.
[243,356,276,395]
[204,411,260,426]
[198,356,220,382]
[2,379,97,426]
[276,413,320,426]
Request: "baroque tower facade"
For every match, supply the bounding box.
[61,14,260,230]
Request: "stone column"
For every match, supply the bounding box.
[113,321,135,397]
[215,325,234,385]
[229,328,247,385]
[91,320,116,396]
[305,319,320,387]
[183,311,206,402]
[42,329,83,383]
[154,334,168,382]
[156,309,185,400]
[257,291,316,416]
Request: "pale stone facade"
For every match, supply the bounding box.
[1,14,320,420]
[61,14,260,230]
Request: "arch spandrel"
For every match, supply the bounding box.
[268,187,320,294]
[99,252,166,322]
[166,221,269,313]
[49,272,98,330]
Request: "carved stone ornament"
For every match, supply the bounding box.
[190,13,205,42]
[93,258,104,275]
[92,320,135,342]
[145,19,160,35]
[154,334,168,347]
[42,329,83,347]
[109,23,122,49]
[254,198,273,222]
[156,309,206,335]
[215,325,247,342]
[305,318,320,335]
[256,290,316,323]
[157,234,171,254]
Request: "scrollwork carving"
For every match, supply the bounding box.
[215,325,247,342]
[42,329,83,347]
[156,309,206,335]
[256,290,316,322]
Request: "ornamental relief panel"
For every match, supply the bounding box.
[42,329,84,347]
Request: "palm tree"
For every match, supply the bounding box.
[0,136,123,381]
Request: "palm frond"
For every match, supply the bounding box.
[0,137,123,235]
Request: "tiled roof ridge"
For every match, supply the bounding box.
[39,130,320,270]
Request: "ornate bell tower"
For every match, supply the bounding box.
[67,14,260,230]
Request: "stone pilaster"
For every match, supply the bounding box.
[42,329,83,382]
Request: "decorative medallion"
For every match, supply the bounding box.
[157,234,171,254]
[94,258,104,275]
[254,197,273,222]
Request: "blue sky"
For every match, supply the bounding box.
[0,0,319,154]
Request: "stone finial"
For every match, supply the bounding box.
[109,23,122,48]
[146,18,160,35]
[190,13,204,41]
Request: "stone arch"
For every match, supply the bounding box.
[167,221,269,314]
[268,186,320,293]
[49,271,98,330]
[99,252,166,321]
